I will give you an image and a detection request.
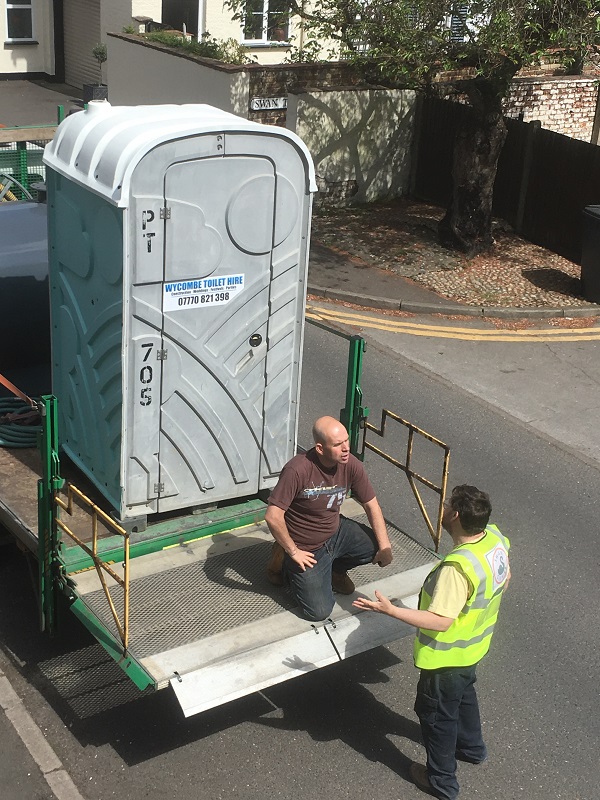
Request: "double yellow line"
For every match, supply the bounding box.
[306,305,600,342]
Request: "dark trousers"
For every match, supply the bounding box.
[283,516,377,621]
[414,665,487,800]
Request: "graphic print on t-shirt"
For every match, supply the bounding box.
[303,483,347,509]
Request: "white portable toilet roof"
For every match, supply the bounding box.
[43,102,317,207]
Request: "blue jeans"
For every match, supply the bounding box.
[283,515,377,621]
[414,665,487,800]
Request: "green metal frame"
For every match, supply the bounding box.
[306,318,368,459]
[61,498,267,574]
[17,141,28,192]
[340,335,368,458]
[37,395,63,635]
[69,598,154,690]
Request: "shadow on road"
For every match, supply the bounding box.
[0,541,421,780]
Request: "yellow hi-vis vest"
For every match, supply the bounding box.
[414,524,510,670]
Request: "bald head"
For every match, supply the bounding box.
[313,416,343,444]
[313,416,350,468]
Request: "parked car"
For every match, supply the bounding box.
[0,199,50,376]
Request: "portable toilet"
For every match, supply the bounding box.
[43,102,316,522]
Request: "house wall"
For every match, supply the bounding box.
[0,0,55,76]
[107,34,249,116]
[247,62,361,126]
[102,0,161,38]
[131,0,162,21]
[503,76,599,143]
[204,4,241,41]
[288,88,417,206]
[203,2,301,65]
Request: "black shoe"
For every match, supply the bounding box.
[408,762,441,798]
[331,570,355,594]
[455,751,487,765]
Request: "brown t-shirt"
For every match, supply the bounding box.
[267,449,376,551]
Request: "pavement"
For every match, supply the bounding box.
[0,79,81,127]
[308,241,600,319]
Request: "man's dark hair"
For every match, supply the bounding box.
[449,485,491,535]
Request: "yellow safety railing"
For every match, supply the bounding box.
[54,484,130,648]
[362,410,450,551]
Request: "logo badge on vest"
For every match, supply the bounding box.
[486,546,509,586]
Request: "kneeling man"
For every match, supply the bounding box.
[265,416,392,621]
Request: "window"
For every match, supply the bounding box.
[6,0,34,41]
[446,5,468,43]
[243,0,289,44]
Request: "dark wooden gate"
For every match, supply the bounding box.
[413,95,600,262]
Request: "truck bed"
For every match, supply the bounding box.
[70,499,436,717]
[0,445,437,717]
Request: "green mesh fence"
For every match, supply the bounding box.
[0,139,49,201]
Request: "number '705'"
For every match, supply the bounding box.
[140,343,153,406]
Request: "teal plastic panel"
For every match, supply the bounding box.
[47,168,123,508]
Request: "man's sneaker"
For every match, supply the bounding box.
[266,541,285,586]
[331,570,355,594]
[408,762,440,798]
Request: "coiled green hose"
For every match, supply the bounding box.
[0,398,42,448]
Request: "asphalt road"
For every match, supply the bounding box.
[0,317,598,800]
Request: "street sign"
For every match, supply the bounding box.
[250,97,287,111]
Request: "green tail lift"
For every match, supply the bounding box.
[34,328,369,690]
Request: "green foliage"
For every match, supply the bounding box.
[142,30,251,65]
[92,42,107,65]
[227,0,600,98]
[216,37,253,64]
[284,38,325,64]
[122,25,136,35]
[91,42,107,84]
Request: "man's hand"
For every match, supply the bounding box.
[373,546,393,568]
[289,548,317,571]
[265,505,316,571]
[353,590,395,615]
[363,498,393,567]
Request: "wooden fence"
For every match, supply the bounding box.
[412,95,600,263]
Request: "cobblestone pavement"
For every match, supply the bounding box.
[312,199,591,309]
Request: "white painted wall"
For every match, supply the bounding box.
[0,0,55,75]
[107,37,417,206]
[204,0,299,65]
[131,0,162,21]
[107,34,249,116]
[288,88,417,204]
[102,0,161,37]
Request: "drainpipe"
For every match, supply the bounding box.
[298,0,305,52]
[197,0,206,40]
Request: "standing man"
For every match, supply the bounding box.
[353,484,510,800]
[265,416,392,621]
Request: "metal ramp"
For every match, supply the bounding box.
[69,500,437,717]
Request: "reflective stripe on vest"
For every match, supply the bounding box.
[414,524,510,669]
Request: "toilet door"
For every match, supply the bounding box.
[157,155,275,511]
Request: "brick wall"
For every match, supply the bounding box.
[111,36,600,143]
[503,76,599,142]
[247,62,362,126]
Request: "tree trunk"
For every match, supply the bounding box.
[438,84,508,258]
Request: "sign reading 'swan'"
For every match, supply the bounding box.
[250,97,287,111]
